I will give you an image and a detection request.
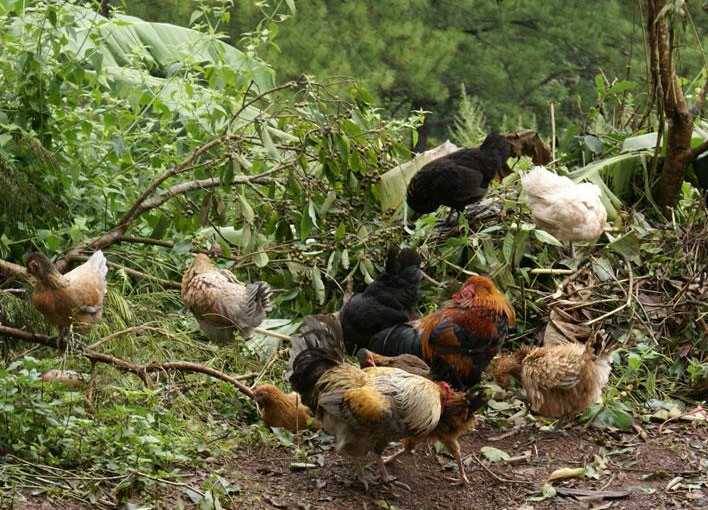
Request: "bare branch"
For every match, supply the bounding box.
[0,259,29,281]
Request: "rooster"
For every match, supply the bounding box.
[26,251,108,332]
[252,384,320,433]
[488,337,613,419]
[406,132,512,227]
[181,254,272,342]
[368,275,515,390]
[289,314,475,489]
[521,166,607,243]
[340,247,421,353]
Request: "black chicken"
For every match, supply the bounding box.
[406,132,512,227]
[340,247,421,353]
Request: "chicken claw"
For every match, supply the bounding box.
[377,456,396,483]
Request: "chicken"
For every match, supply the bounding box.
[252,384,320,433]
[288,314,456,489]
[368,275,515,390]
[488,338,613,419]
[26,251,108,332]
[340,247,421,353]
[521,166,607,242]
[406,132,512,227]
[385,385,487,484]
[356,348,430,378]
[181,254,272,342]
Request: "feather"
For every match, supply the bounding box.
[521,166,607,242]
[181,254,271,341]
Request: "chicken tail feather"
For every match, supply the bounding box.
[368,323,422,357]
[287,314,345,410]
[246,281,273,316]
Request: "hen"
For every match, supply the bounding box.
[181,254,272,342]
[368,275,515,390]
[253,384,320,433]
[289,315,465,489]
[521,166,607,242]
[406,132,512,226]
[356,348,430,378]
[27,251,108,332]
[489,337,613,419]
[340,247,421,353]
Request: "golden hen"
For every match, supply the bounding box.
[253,384,319,433]
[289,315,475,489]
[489,338,613,419]
[181,254,272,342]
[26,251,108,332]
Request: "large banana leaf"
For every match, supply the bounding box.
[7,4,273,129]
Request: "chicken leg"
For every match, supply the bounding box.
[443,439,470,485]
[377,455,396,483]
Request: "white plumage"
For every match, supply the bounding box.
[521,166,607,242]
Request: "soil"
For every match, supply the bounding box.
[11,420,707,510]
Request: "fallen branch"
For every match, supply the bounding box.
[0,324,255,399]
[0,259,28,280]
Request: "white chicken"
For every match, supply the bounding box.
[181,254,272,341]
[521,166,607,242]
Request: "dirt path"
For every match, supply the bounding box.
[14,421,708,510]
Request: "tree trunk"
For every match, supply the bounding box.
[646,0,695,210]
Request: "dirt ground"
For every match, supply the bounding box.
[12,419,708,510]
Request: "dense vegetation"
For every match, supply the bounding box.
[0,0,706,508]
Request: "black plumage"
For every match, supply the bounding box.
[406,132,512,224]
[340,247,421,353]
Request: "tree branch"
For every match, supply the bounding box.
[0,323,255,399]
[58,164,284,272]
[0,259,28,280]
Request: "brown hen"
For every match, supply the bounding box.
[27,251,108,332]
[489,338,613,419]
[181,254,272,342]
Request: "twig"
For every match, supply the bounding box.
[421,270,445,287]
[530,268,575,275]
[584,257,633,326]
[86,325,153,350]
[0,259,28,280]
[550,101,556,162]
[466,454,534,485]
[252,327,293,342]
[73,255,181,289]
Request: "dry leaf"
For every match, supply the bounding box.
[547,467,586,482]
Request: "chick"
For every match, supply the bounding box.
[253,384,319,433]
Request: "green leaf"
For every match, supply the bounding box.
[480,446,510,462]
[320,191,336,216]
[308,199,318,228]
[253,252,269,268]
[285,0,296,14]
[0,133,11,147]
[310,267,325,304]
[606,232,641,263]
[533,229,563,247]
[239,194,255,224]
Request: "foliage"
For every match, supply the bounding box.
[448,84,487,147]
[0,0,707,506]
